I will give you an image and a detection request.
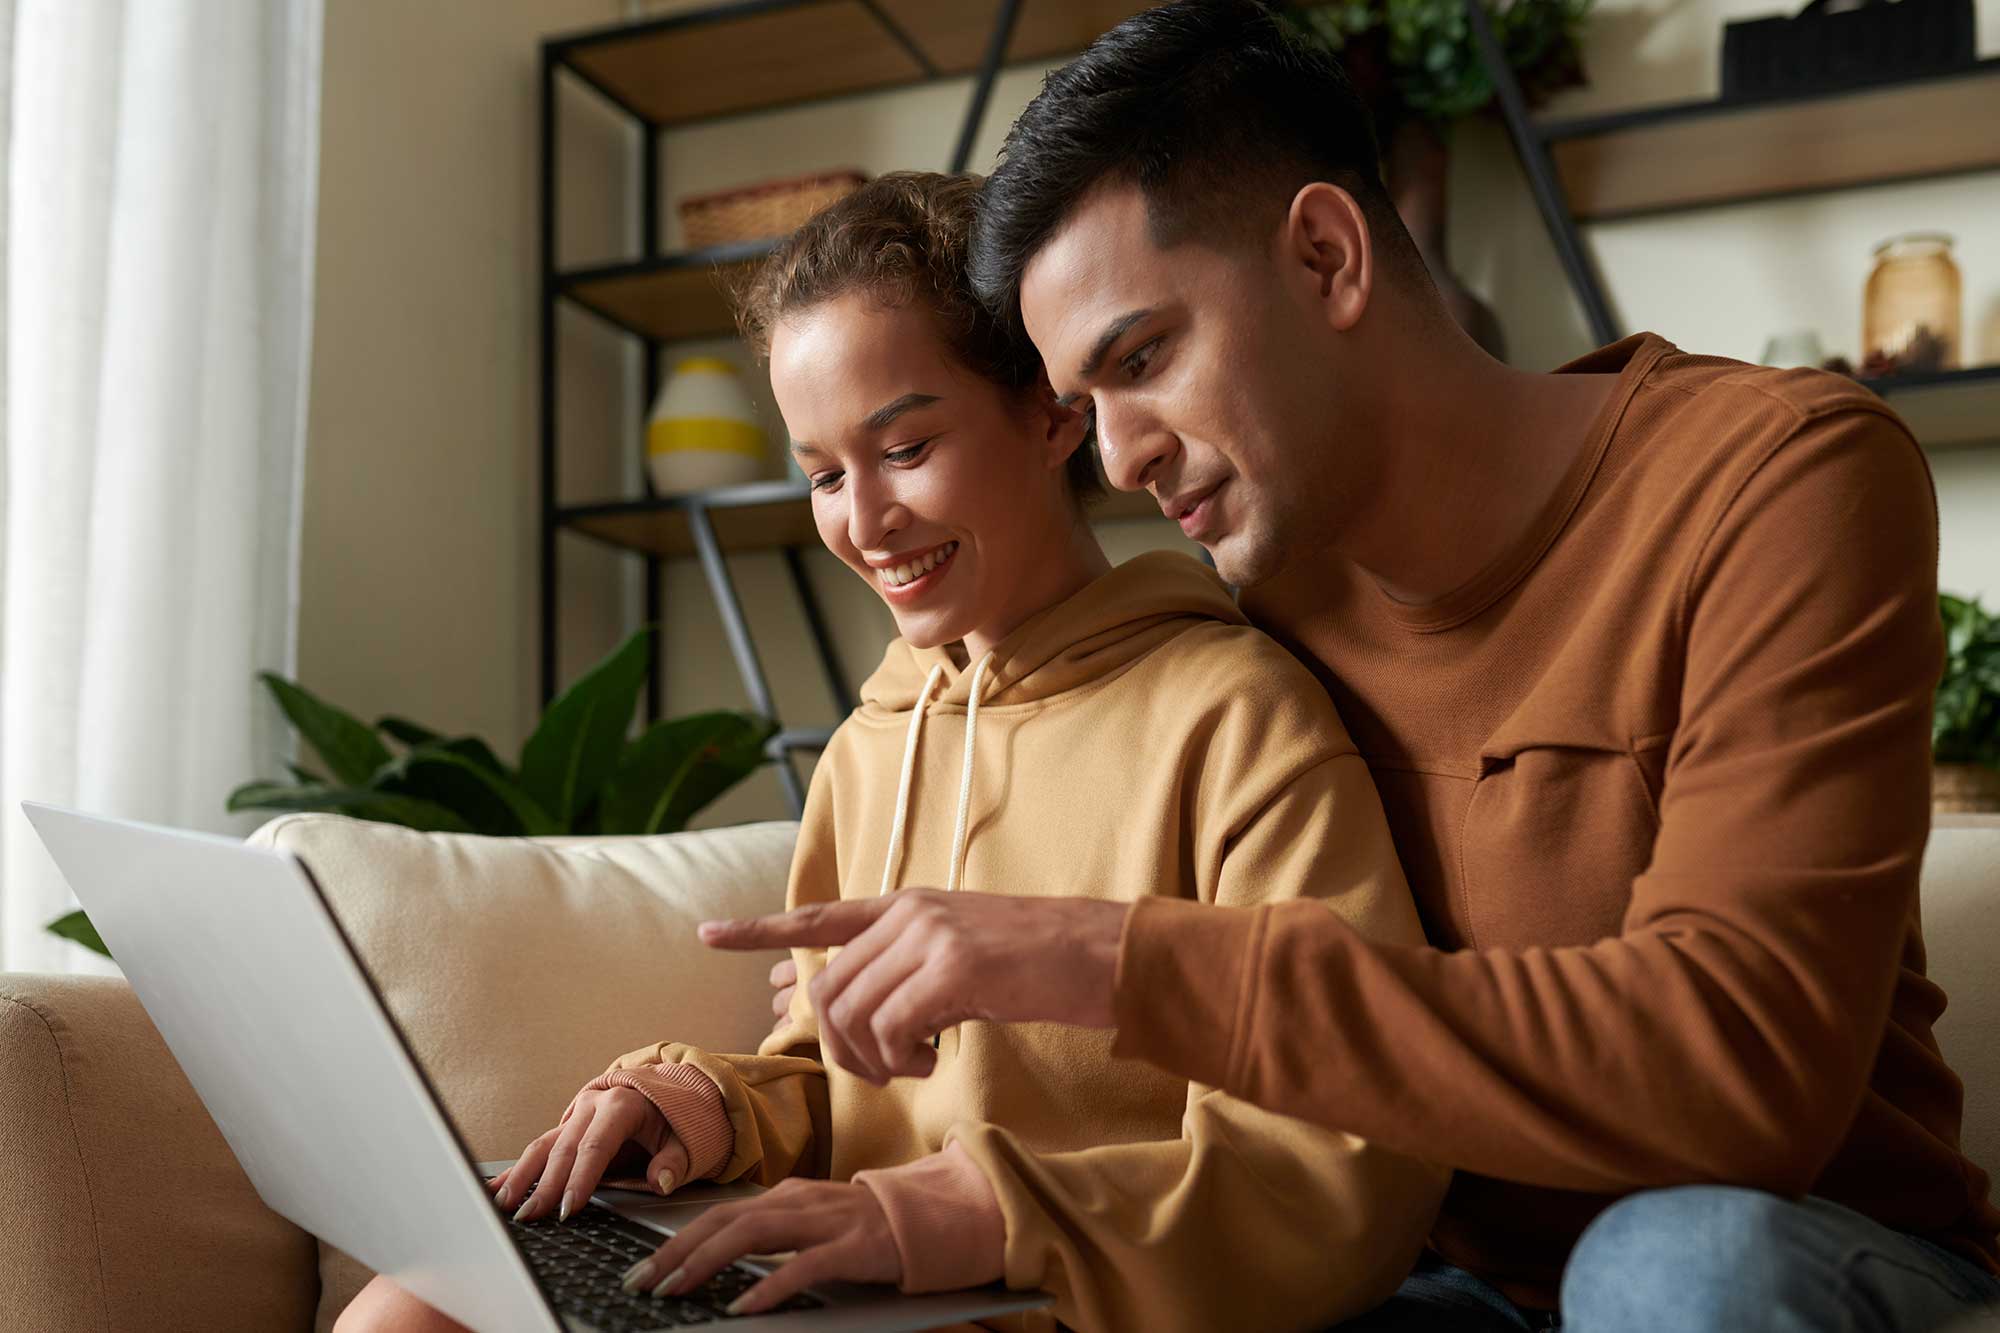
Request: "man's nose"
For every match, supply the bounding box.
[1095,400,1177,494]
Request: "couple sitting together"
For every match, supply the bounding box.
[343,3,1999,1331]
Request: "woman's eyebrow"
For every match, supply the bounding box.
[863,392,943,431]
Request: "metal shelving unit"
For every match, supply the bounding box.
[1465,4,2000,447]
[538,0,1156,815]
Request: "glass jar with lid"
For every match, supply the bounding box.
[1863,233,1961,374]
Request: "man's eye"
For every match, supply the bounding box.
[809,472,844,493]
[1120,337,1162,380]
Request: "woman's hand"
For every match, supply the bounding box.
[769,955,799,1033]
[618,1179,900,1316]
[488,1085,690,1221]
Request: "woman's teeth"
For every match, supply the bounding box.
[881,541,958,588]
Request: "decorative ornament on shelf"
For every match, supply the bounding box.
[1863,232,1962,376]
[646,356,768,496]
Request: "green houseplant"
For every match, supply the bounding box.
[1287,0,1593,359]
[1934,592,2000,812]
[46,628,776,958]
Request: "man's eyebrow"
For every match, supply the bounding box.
[863,392,942,431]
[1077,308,1156,384]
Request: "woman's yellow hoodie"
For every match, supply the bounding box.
[596,551,1447,1332]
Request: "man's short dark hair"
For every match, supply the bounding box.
[971,0,1409,330]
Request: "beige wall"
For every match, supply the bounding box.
[300,1,1997,826]
[301,0,633,765]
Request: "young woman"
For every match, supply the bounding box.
[338,173,1444,1333]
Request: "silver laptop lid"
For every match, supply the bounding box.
[24,803,562,1333]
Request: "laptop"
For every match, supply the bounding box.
[24,803,1051,1332]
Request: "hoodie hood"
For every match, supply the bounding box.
[857,550,1244,713]
[852,552,1246,904]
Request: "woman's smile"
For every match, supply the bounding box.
[873,539,960,602]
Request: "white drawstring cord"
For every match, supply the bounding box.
[876,663,945,897]
[944,652,993,895]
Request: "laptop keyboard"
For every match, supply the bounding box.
[504,1200,824,1329]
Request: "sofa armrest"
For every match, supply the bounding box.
[0,973,319,1332]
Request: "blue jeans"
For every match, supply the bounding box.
[1335,1187,2000,1332]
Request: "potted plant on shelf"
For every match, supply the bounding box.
[1287,0,1594,359]
[46,629,776,959]
[1935,592,2000,813]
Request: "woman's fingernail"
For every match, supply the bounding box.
[559,1189,576,1222]
[656,1168,677,1194]
[651,1267,685,1298]
[512,1198,533,1222]
[621,1259,657,1292]
[725,1295,751,1316]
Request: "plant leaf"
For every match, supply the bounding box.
[376,715,444,748]
[259,674,393,787]
[599,711,776,835]
[227,780,471,832]
[287,763,326,785]
[518,629,652,829]
[47,909,112,959]
[380,743,557,837]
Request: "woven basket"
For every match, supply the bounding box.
[679,170,868,250]
[1933,762,2000,813]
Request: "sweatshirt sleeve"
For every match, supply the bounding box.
[1112,406,1942,1197]
[952,751,1450,1333]
[595,755,844,1187]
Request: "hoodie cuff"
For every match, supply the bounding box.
[852,1142,1006,1293]
[583,1063,735,1183]
[1109,895,1264,1093]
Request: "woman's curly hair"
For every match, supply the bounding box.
[733,171,1101,503]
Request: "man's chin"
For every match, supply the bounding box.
[1205,531,1286,589]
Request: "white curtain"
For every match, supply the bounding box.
[0,0,323,974]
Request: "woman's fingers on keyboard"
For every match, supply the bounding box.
[643,1132,692,1196]
[507,1125,569,1220]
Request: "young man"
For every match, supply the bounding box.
[709,2,2000,1328]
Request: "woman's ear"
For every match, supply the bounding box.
[1032,371,1090,473]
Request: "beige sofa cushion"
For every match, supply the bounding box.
[0,974,320,1332]
[246,814,798,1330]
[1924,815,2000,1179]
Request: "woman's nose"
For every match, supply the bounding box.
[845,474,904,553]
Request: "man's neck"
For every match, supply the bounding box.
[1332,337,1622,608]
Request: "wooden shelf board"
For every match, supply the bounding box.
[557,1,925,128]
[1544,60,2000,221]
[877,0,1154,75]
[559,241,777,342]
[559,483,1171,560]
[1866,365,2000,451]
[550,0,1151,130]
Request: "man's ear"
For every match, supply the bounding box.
[1032,371,1090,472]
[1286,182,1372,332]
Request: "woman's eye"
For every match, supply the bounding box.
[1120,337,1162,381]
[808,471,844,493]
[885,438,934,465]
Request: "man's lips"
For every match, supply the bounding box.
[1162,483,1225,539]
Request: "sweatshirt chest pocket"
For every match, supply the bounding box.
[1458,744,1661,950]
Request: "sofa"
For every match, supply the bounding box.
[2,812,1996,1332]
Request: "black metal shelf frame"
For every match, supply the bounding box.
[539,0,1026,817]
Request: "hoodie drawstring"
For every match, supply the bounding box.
[874,651,995,898]
[944,652,992,895]
[876,663,945,897]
